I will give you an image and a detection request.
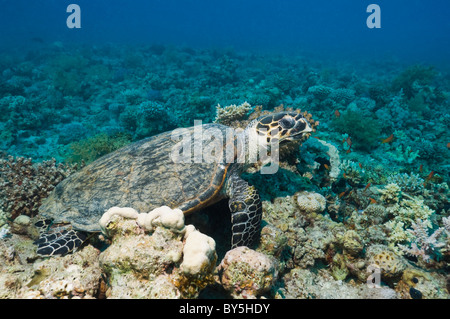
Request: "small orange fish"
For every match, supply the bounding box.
[324,164,330,170]
[313,136,320,139]
[426,171,435,181]
[346,137,352,147]
[364,182,371,191]
[381,133,394,144]
[447,142,450,149]
[334,110,341,118]
[358,162,363,169]
[419,164,423,173]
[346,149,351,154]
[339,191,346,198]
[343,173,347,178]
[369,198,377,204]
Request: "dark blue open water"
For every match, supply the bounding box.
[1,0,449,63]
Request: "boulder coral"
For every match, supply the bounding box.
[98,206,217,299]
[218,246,278,299]
[295,191,327,216]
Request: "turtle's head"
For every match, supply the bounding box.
[252,112,313,145]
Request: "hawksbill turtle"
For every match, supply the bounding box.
[35,111,314,256]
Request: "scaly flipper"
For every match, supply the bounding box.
[227,174,262,248]
[35,228,87,256]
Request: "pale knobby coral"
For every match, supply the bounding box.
[379,183,401,204]
[99,206,217,298]
[218,246,278,299]
[365,245,407,281]
[295,191,326,216]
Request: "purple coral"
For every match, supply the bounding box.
[398,219,446,263]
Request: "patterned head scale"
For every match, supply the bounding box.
[255,112,312,144]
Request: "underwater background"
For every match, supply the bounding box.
[0,0,449,299]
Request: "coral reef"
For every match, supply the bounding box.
[99,206,217,299]
[218,246,278,299]
[214,101,252,126]
[295,191,327,216]
[0,155,79,218]
[0,42,448,300]
[66,132,131,164]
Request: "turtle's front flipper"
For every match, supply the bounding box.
[35,229,87,256]
[227,174,262,248]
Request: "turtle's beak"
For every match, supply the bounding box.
[285,120,313,141]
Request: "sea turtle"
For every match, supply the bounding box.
[35,111,314,256]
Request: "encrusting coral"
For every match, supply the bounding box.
[217,246,278,299]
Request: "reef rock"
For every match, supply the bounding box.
[218,246,278,299]
[21,245,102,299]
[295,191,326,216]
[99,206,217,299]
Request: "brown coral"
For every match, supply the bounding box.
[0,154,79,218]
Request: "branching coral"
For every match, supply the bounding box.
[379,183,402,204]
[387,173,424,194]
[0,155,79,218]
[398,219,446,263]
[214,101,252,126]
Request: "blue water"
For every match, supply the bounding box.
[1,0,449,63]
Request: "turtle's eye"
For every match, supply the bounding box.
[279,116,296,129]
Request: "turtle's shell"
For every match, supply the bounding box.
[39,123,233,232]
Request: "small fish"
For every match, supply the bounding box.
[346,149,351,154]
[364,182,371,191]
[447,142,450,149]
[343,173,347,178]
[346,137,352,147]
[369,198,377,204]
[324,164,330,170]
[313,136,320,139]
[334,110,341,118]
[338,191,346,198]
[381,133,394,144]
[419,164,423,173]
[425,171,435,181]
[358,162,363,169]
